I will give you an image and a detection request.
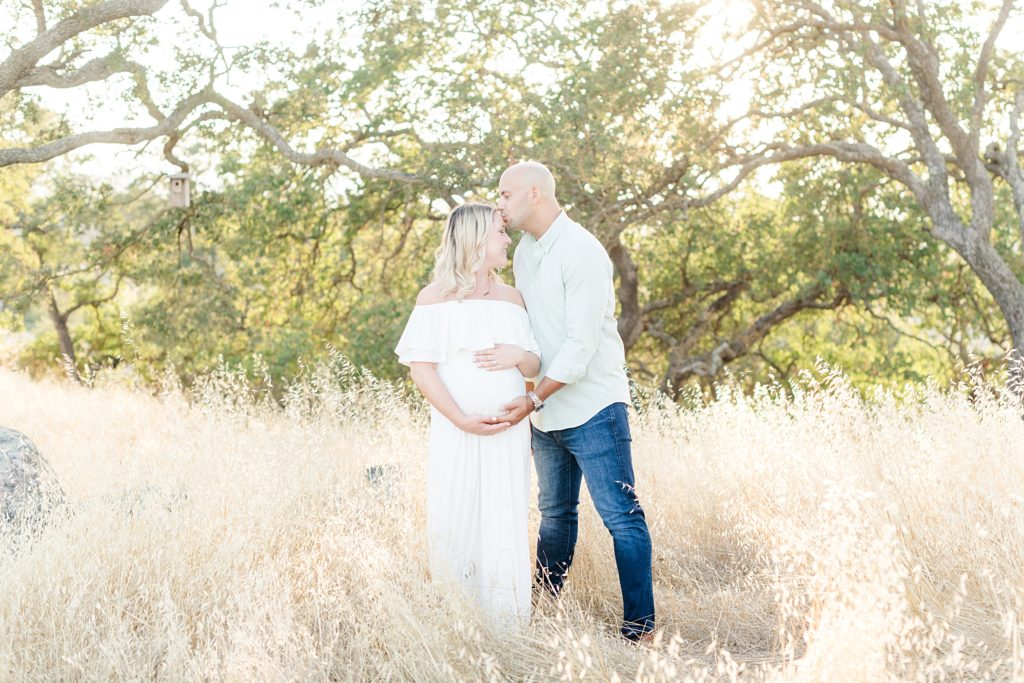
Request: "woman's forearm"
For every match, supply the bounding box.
[517,352,541,380]
[409,362,466,427]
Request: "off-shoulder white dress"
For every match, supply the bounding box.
[395,299,539,627]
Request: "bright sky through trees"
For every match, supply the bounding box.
[15,0,1024,194]
[5,0,1024,390]
[23,1,342,189]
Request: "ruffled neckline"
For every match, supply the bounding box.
[414,299,527,313]
[395,297,539,366]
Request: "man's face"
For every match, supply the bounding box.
[497,170,531,231]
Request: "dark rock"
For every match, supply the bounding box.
[0,427,65,531]
[365,463,401,500]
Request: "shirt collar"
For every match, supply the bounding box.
[536,211,570,254]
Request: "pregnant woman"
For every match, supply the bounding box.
[395,202,540,627]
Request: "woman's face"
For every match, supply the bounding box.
[483,210,513,270]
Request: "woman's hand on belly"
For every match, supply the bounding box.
[473,344,526,372]
[457,413,511,436]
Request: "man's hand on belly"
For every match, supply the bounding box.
[489,395,533,427]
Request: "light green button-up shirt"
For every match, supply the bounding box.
[513,211,631,432]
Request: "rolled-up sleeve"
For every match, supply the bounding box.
[543,246,609,384]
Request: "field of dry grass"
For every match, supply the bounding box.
[1,357,1023,681]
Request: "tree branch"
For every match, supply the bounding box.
[878,5,997,235]
[63,276,124,318]
[0,88,215,166]
[858,33,947,178]
[670,280,750,360]
[861,304,947,354]
[31,0,46,34]
[970,0,1014,148]
[849,97,914,132]
[0,80,422,184]
[1004,86,1024,245]
[691,140,929,211]
[207,92,421,183]
[179,0,218,41]
[125,61,166,121]
[663,283,846,394]
[14,51,135,89]
[0,0,170,97]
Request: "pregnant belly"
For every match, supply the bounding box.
[436,352,526,415]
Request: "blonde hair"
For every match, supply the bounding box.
[432,202,498,302]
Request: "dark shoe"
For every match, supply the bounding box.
[622,626,656,646]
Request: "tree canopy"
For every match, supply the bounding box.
[1,0,1021,394]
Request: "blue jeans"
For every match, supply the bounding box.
[532,402,655,639]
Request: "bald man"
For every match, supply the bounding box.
[492,161,655,642]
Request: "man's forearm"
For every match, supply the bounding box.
[533,376,567,403]
[495,376,567,427]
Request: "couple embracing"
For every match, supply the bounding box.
[395,161,655,641]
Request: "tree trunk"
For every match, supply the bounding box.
[47,289,78,381]
[608,240,644,353]
[953,231,1024,354]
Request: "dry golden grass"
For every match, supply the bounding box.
[1,357,1023,681]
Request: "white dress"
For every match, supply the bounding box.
[395,299,539,628]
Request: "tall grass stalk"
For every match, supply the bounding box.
[1,358,1022,681]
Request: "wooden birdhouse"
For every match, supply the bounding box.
[169,173,191,208]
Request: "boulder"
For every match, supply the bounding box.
[0,427,64,531]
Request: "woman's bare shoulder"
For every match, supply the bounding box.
[416,283,444,306]
[491,282,526,309]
